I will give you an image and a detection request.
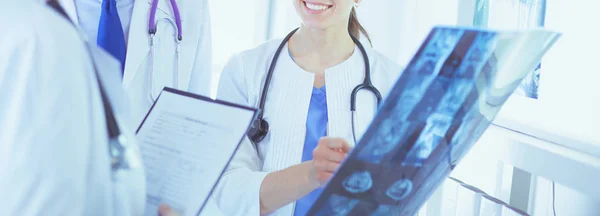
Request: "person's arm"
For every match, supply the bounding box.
[187,0,213,97]
[213,53,351,215]
[0,5,111,215]
[259,137,351,215]
[259,162,318,215]
[158,204,179,216]
[211,53,270,216]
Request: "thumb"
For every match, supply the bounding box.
[158,204,178,216]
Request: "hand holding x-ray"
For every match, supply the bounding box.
[158,204,179,216]
[306,26,561,216]
[311,137,353,187]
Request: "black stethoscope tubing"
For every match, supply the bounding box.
[249,27,382,148]
[47,1,128,171]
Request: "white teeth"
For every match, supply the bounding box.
[306,2,330,11]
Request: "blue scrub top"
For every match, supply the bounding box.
[289,51,328,216]
[294,86,328,216]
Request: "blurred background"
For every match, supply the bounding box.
[207,0,600,215]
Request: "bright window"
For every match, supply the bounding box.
[474,0,546,99]
[488,0,600,155]
[207,0,271,97]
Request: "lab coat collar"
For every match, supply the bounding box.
[50,0,178,90]
[53,0,173,29]
[146,0,178,17]
[57,0,79,25]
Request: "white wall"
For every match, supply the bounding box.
[208,0,271,97]
[354,0,405,63]
[532,177,600,216]
[358,0,460,66]
[267,0,301,39]
[540,0,600,122]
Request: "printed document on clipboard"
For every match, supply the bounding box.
[136,87,257,216]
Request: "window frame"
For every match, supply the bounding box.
[458,0,600,158]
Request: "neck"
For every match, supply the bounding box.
[288,24,355,67]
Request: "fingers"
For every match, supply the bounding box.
[158,204,178,216]
[311,137,352,186]
[313,147,346,163]
[319,137,351,152]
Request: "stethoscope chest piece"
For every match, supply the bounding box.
[110,134,130,170]
[248,118,269,146]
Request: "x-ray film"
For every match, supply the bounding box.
[342,171,374,194]
[313,194,361,216]
[306,26,560,216]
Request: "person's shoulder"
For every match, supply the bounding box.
[0,2,47,47]
[0,1,91,89]
[224,38,284,76]
[0,2,83,51]
[218,38,284,100]
[0,3,34,36]
[365,47,405,77]
[236,38,285,62]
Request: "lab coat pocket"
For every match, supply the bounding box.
[150,25,179,98]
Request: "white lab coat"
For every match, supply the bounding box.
[59,1,224,215]
[59,0,213,127]
[213,39,404,216]
[0,1,144,215]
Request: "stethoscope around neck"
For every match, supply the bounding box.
[247,28,383,149]
[148,0,183,101]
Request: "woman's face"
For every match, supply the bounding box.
[294,0,357,30]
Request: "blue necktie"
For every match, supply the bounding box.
[97,0,127,74]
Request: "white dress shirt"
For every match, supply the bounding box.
[75,0,135,44]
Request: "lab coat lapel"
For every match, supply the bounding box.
[146,0,177,15]
[123,0,192,90]
[57,0,79,25]
[147,0,199,92]
[178,43,194,91]
[88,44,131,120]
[122,0,153,89]
[325,48,378,147]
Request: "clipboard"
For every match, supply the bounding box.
[136,87,257,216]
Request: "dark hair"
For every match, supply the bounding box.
[348,8,372,46]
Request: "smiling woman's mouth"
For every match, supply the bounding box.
[304,1,333,12]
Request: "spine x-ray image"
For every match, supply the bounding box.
[305,26,560,216]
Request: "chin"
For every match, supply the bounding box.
[296,0,337,29]
[301,20,330,30]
